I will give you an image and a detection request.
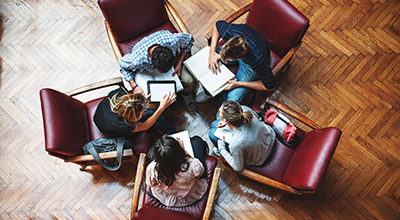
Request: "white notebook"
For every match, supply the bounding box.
[169,130,194,158]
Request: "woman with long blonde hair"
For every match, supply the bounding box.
[209,101,275,171]
[94,88,176,138]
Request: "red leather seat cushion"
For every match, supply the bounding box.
[142,155,217,219]
[132,206,197,220]
[98,0,169,43]
[282,127,341,190]
[246,0,309,57]
[117,21,179,57]
[40,89,89,156]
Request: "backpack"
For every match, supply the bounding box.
[83,137,133,171]
[259,109,300,148]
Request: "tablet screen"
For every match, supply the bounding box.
[147,80,176,103]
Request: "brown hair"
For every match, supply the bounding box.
[153,135,190,186]
[220,36,249,62]
[220,101,253,127]
[109,93,147,126]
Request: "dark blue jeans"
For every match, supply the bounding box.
[139,107,176,134]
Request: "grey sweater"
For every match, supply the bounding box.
[218,106,275,171]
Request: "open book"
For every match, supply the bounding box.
[169,130,194,158]
[134,67,183,95]
[184,46,236,97]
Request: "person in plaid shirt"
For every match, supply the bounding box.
[119,30,200,112]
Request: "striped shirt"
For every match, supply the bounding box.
[216,20,275,89]
[118,30,193,82]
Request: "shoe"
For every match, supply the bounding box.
[162,106,171,117]
[181,92,196,111]
[213,147,221,157]
[195,85,212,103]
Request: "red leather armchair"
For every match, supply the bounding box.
[131,154,221,220]
[223,98,341,195]
[98,0,190,60]
[206,0,310,103]
[40,77,151,170]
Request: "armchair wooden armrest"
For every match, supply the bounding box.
[265,98,321,130]
[271,43,301,76]
[105,21,123,61]
[239,169,301,195]
[202,167,221,220]
[205,3,252,44]
[164,0,190,34]
[65,76,125,97]
[131,153,147,219]
[65,149,134,162]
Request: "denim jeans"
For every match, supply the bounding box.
[208,111,222,147]
[216,46,259,106]
[139,107,176,134]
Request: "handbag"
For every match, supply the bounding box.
[259,109,300,148]
[83,137,133,171]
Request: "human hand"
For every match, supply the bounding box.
[159,91,176,110]
[208,51,221,74]
[224,80,238,91]
[216,120,227,128]
[172,63,182,77]
[217,136,228,152]
[133,86,146,96]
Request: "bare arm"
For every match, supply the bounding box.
[226,80,275,92]
[172,51,187,77]
[132,92,176,132]
[128,80,146,96]
[208,23,222,74]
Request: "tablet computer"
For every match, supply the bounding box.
[147,80,176,103]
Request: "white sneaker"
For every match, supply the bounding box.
[195,85,212,103]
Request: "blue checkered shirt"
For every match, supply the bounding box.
[118,30,193,82]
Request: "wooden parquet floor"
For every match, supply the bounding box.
[1,0,400,219]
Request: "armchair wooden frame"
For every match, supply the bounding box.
[104,0,190,61]
[235,98,324,195]
[205,2,305,77]
[48,77,138,171]
[131,153,222,220]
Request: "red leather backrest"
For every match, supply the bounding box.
[282,127,341,191]
[246,0,309,57]
[98,0,169,43]
[40,89,90,157]
[132,206,197,220]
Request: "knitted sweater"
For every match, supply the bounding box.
[218,106,275,171]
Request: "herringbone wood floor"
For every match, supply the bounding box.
[1,0,400,219]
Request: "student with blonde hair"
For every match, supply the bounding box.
[209,101,275,171]
[94,88,176,138]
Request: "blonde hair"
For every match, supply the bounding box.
[220,36,249,62]
[221,101,253,127]
[109,93,147,126]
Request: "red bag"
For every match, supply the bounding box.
[261,109,299,147]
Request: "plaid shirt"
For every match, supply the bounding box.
[118,30,193,82]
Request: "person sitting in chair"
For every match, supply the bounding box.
[208,20,276,105]
[209,101,275,171]
[146,135,209,207]
[94,88,176,138]
[119,30,208,112]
